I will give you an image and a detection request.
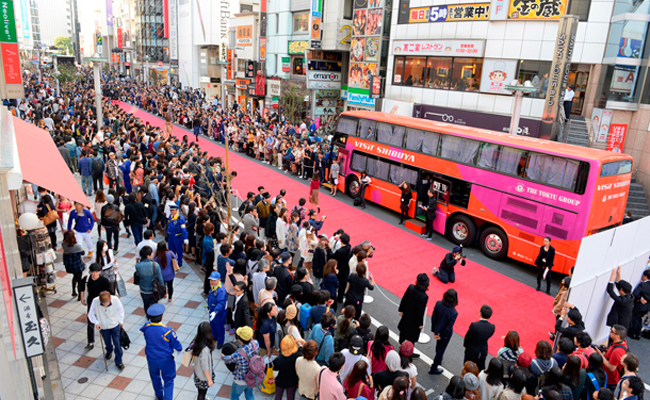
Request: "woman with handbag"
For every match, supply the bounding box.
[96,239,117,295]
[37,194,59,250]
[62,231,85,300]
[192,321,215,400]
[154,241,178,303]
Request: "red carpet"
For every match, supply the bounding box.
[119,102,554,356]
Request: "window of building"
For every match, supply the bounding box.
[292,56,305,75]
[293,12,309,33]
[237,59,246,72]
[518,60,552,99]
[344,0,353,19]
[567,0,591,21]
[393,56,482,92]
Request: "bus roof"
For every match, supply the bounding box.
[341,111,633,164]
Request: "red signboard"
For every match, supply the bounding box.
[117,28,123,49]
[1,43,22,84]
[607,123,628,153]
[227,50,234,80]
[256,76,266,96]
[158,61,163,68]
[0,226,16,359]
[260,37,266,62]
[125,62,131,67]
[163,0,169,38]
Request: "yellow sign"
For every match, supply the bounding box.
[508,0,566,19]
[288,40,309,55]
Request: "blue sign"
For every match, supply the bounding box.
[347,93,375,107]
[20,0,29,38]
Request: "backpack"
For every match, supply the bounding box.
[239,347,266,388]
[610,343,629,378]
[300,303,312,331]
[92,157,103,174]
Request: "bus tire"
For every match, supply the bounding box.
[346,176,360,198]
[479,226,509,260]
[446,214,476,247]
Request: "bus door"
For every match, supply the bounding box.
[329,134,348,191]
[430,175,451,234]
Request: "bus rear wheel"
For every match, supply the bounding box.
[479,226,509,260]
[446,214,476,247]
[346,176,360,198]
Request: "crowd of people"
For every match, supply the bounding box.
[8,67,650,400]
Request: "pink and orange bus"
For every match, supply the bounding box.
[332,111,633,273]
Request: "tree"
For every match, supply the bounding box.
[53,36,72,54]
[56,63,77,86]
[280,82,309,125]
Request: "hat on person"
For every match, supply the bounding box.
[263,192,271,199]
[452,246,461,253]
[99,292,111,302]
[280,336,298,357]
[280,252,292,263]
[416,273,430,287]
[518,352,533,367]
[209,271,221,281]
[147,303,165,317]
[286,304,298,320]
[106,194,115,203]
[169,203,179,209]
[463,373,480,391]
[319,234,328,240]
[350,335,364,355]
[236,326,254,341]
[109,151,115,156]
[399,341,414,357]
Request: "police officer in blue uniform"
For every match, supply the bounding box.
[166,204,188,266]
[140,304,183,400]
[207,271,228,349]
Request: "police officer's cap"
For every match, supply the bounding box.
[169,204,179,209]
[147,303,166,317]
[452,246,461,253]
[209,271,221,280]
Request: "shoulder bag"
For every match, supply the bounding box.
[171,252,180,272]
[151,261,167,302]
[40,204,59,226]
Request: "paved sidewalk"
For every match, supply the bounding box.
[47,215,274,400]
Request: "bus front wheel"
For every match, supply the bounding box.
[446,214,476,247]
[346,176,360,198]
[479,227,509,260]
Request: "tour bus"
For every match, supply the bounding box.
[332,111,633,273]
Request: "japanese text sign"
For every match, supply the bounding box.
[13,279,44,358]
[508,0,567,19]
[607,124,628,153]
[392,39,485,57]
[236,25,253,46]
[408,4,491,23]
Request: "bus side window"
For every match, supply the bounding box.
[358,119,376,140]
[518,153,529,178]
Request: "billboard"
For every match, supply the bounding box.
[236,25,253,46]
[408,4,491,23]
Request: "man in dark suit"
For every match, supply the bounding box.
[232,282,251,329]
[606,266,634,331]
[463,305,495,371]
[333,233,352,304]
[630,269,650,339]
[273,252,294,302]
[552,304,585,343]
[429,289,458,375]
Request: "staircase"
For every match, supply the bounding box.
[626,179,650,219]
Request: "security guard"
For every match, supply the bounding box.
[166,204,188,266]
[207,271,227,349]
[140,304,183,400]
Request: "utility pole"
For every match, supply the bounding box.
[225,133,232,244]
[85,54,107,130]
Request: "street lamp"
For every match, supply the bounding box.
[504,80,537,135]
[85,54,108,131]
[143,55,151,85]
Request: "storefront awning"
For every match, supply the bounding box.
[13,117,91,208]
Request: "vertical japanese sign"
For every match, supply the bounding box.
[105,0,113,26]
[260,37,267,62]
[163,0,169,37]
[20,0,29,37]
[0,0,24,98]
[117,28,123,48]
[607,124,628,153]
[541,15,577,122]
[260,0,267,62]
[227,49,234,79]
[236,25,253,46]
[13,279,44,358]
[311,0,322,49]
[169,0,178,61]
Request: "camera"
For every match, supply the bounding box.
[590,344,606,352]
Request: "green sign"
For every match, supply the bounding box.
[0,1,17,43]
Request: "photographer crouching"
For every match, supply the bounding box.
[433,246,466,284]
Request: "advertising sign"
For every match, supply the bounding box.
[0,0,17,43]
[0,43,20,84]
[260,37,266,62]
[599,110,613,142]
[370,75,382,98]
[392,39,485,57]
[163,0,169,37]
[13,279,44,358]
[288,40,309,55]
[542,16,578,122]
[308,60,342,72]
[117,28,123,48]
[610,66,635,93]
[348,93,376,107]
[508,0,567,19]
[0,1,24,98]
[169,0,178,60]
[291,0,310,10]
[227,49,234,80]
[106,0,114,26]
[591,107,604,141]
[282,56,291,72]
[308,71,342,81]
[237,25,253,46]
[256,76,266,96]
[236,78,250,89]
[269,80,281,96]
[607,124,628,153]
[618,37,642,58]
[479,59,518,94]
[414,104,541,137]
[490,0,509,19]
[20,0,29,37]
[309,81,342,89]
[408,4,491,23]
